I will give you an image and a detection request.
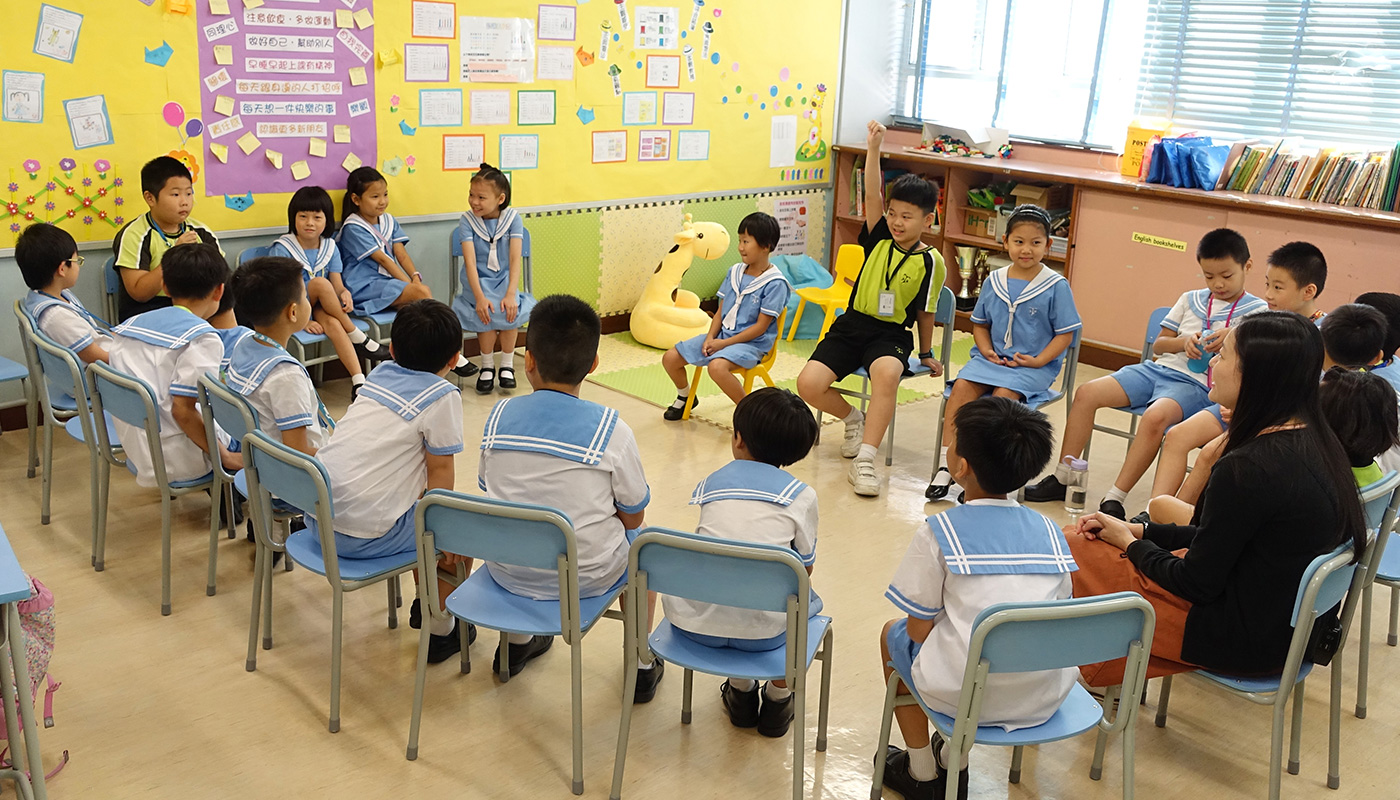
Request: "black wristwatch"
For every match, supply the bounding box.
[918,350,934,360]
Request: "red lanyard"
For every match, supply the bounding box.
[1203,294,1242,387]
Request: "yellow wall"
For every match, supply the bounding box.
[1,0,840,245]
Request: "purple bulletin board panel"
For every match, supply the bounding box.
[196,1,377,196]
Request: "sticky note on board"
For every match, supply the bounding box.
[214,45,233,65]
[214,95,235,116]
[211,143,229,163]
[309,138,327,157]
[348,66,367,86]
[209,0,229,13]
[342,152,362,172]
[336,9,352,27]
[244,0,265,8]
[291,160,311,180]
[334,124,350,143]
[265,149,283,169]
[353,8,374,28]
[377,48,400,67]
[236,131,261,155]
[168,0,191,14]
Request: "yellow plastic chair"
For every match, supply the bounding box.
[681,309,786,420]
[785,245,864,342]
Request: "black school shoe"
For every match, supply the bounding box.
[426,620,478,665]
[355,341,391,363]
[451,361,480,379]
[925,467,955,501]
[1023,474,1067,503]
[1099,499,1127,520]
[634,659,665,703]
[498,367,517,390]
[476,369,495,395]
[720,680,760,728]
[410,598,422,630]
[880,744,970,800]
[493,634,554,677]
[757,686,795,738]
[1129,510,1152,526]
[663,395,695,421]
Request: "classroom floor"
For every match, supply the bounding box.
[0,361,1396,799]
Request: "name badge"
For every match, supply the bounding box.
[878,291,896,316]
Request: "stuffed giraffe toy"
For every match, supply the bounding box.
[630,213,731,350]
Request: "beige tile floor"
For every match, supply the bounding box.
[0,360,1395,799]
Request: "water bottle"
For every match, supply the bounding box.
[1064,456,1089,514]
[1188,328,1212,373]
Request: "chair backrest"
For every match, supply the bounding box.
[1057,328,1083,395]
[521,226,533,293]
[833,244,864,288]
[242,431,340,576]
[970,593,1155,674]
[417,490,575,570]
[1357,471,1400,589]
[87,359,165,477]
[12,305,51,402]
[1293,542,1359,628]
[753,309,788,372]
[932,285,956,327]
[29,326,90,414]
[102,256,119,325]
[1141,306,1172,363]
[630,527,808,614]
[198,372,260,444]
[238,245,273,266]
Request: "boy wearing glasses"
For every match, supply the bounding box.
[17,222,111,364]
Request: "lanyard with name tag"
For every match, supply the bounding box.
[879,244,916,317]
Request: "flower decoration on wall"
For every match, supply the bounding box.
[59,158,76,175]
[405,155,417,174]
[3,159,125,245]
[22,160,40,176]
[167,150,200,184]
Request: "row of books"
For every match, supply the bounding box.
[848,165,943,223]
[1218,138,1400,210]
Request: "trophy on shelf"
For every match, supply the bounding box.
[973,249,990,295]
[955,246,979,312]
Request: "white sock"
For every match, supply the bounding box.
[939,446,949,469]
[857,443,878,462]
[347,328,367,344]
[454,354,469,368]
[1104,486,1128,504]
[843,406,864,425]
[637,658,654,671]
[729,678,757,691]
[1053,456,1076,484]
[670,393,688,409]
[477,353,491,370]
[428,614,455,637]
[351,374,366,386]
[764,682,792,701]
[907,743,938,781]
[508,632,533,645]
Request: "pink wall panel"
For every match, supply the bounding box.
[1223,211,1400,310]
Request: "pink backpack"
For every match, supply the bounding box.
[0,577,67,780]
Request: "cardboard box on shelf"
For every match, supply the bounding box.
[1010,183,1071,211]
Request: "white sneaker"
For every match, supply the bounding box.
[840,418,865,458]
[848,457,881,496]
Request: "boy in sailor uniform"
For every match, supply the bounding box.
[661,387,820,737]
[660,212,791,419]
[1025,228,1266,520]
[477,295,660,699]
[311,299,471,665]
[880,397,1077,800]
[109,243,241,488]
[17,222,112,365]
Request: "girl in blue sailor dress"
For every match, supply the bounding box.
[929,205,1081,500]
[660,212,790,420]
[452,164,536,395]
[335,167,434,316]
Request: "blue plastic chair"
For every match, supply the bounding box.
[872,592,1155,800]
[87,360,214,616]
[195,372,262,598]
[0,306,36,480]
[610,528,834,800]
[241,431,410,733]
[1348,470,1400,719]
[1082,306,1173,462]
[102,255,120,327]
[448,224,534,302]
[818,286,957,467]
[406,490,625,795]
[11,302,78,517]
[1154,540,1367,798]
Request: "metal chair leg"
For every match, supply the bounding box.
[160,494,173,616]
[24,381,38,479]
[1358,584,1373,718]
[1288,680,1304,775]
[1155,675,1173,727]
[681,668,694,724]
[816,627,833,752]
[869,673,900,800]
[570,634,584,795]
[406,622,432,760]
[39,422,53,525]
[608,629,642,800]
[329,589,343,733]
[792,671,806,800]
[246,543,264,671]
[1009,745,1025,783]
[207,481,222,597]
[93,459,110,571]
[387,578,399,629]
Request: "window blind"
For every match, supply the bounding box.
[1136,1,1400,147]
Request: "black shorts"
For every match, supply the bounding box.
[808,311,914,380]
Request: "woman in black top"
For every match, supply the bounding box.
[1069,311,1366,684]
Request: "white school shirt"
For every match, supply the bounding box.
[24,289,112,354]
[316,362,463,538]
[886,499,1077,731]
[222,332,328,452]
[662,460,819,640]
[1156,289,1267,385]
[478,390,651,600]
[109,307,223,488]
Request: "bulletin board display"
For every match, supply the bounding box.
[0,0,841,245]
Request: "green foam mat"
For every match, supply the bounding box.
[527,210,603,306]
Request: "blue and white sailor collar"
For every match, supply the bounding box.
[690,460,807,507]
[460,208,520,272]
[480,389,618,466]
[721,264,788,330]
[223,331,306,397]
[274,234,337,278]
[1186,289,1267,325]
[339,212,402,251]
[112,306,215,350]
[929,499,1077,575]
[357,361,459,421]
[984,265,1064,349]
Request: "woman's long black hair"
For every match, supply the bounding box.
[1224,311,1367,556]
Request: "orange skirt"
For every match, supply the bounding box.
[1066,531,1199,687]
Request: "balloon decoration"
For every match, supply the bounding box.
[163,101,204,147]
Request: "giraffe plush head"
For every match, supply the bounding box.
[674,213,731,260]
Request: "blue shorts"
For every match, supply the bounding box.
[1110,361,1212,419]
[673,592,824,652]
[885,618,922,679]
[305,503,418,561]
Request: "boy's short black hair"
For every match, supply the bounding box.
[737,212,781,252]
[161,243,228,301]
[1320,304,1388,368]
[1196,228,1250,265]
[526,294,600,385]
[391,299,463,374]
[15,223,78,290]
[953,397,1054,494]
[1268,241,1327,298]
[1319,367,1400,467]
[1356,292,1400,358]
[230,257,305,328]
[886,173,941,217]
[287,186,337,237]
[732,387,818,468]
[141,155,193,197]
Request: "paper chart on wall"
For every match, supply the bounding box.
[593,130,627,163]
[536,45,574,81]
[459,16,536,83]
[63,95,113,149]
[500,134,539,170]
[638,129,671,161]
[676,129,709,161]
[537,5,576,41]
[773,197,809,256]
[769,115,797,168]
[419,89,463,126]
[404,43,451,82]
[517,91,556,125]
[622,92,656,125]
[443,134,485,170]
[645,55,680,88]
[34,4,83,63]
[634,6,678,50]
[2,71,44,124]
[469,90,511,125]
[411,1,455,38]
[660,92,693,126]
